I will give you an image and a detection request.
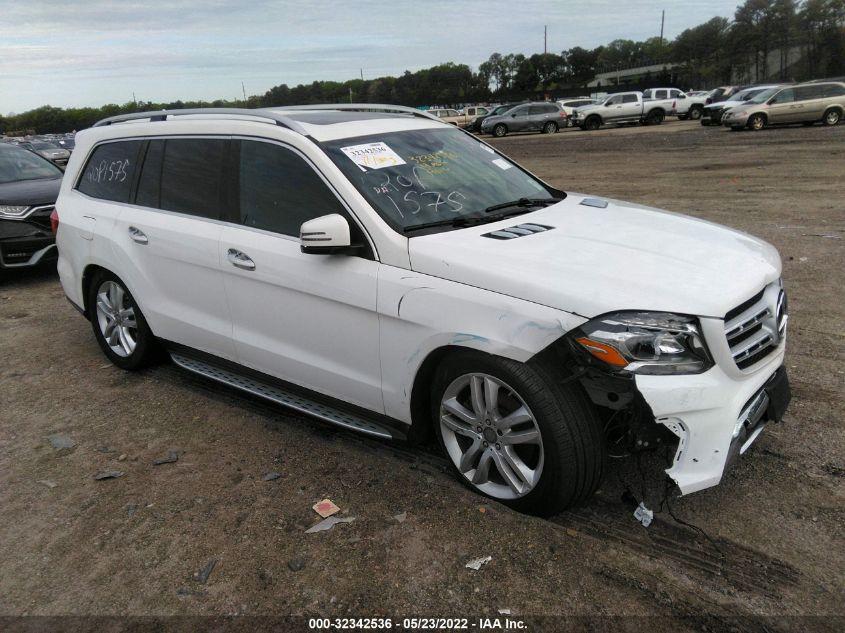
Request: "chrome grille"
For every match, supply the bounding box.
[724,281,787,371]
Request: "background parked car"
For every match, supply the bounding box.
[570,91,674,130]
[700,85,784,126]
[25,140,71,167]
[0,143,62,272]
[480,102,566,137]
[556,97,599,125]
[473,102,523,132]
[705,85,748,104]
[723,81,845,130]
[460,106,490,130]
[428,107,490,127]
[642,88,708,120]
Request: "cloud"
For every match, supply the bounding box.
[1,0,742,113]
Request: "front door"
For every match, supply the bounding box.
[767,88,797,123]
[219,139,383,412]
[508,106,531,131]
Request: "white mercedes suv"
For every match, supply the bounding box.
[55,105,790,515]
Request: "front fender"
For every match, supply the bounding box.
[377,265,586,423]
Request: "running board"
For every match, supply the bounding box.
[170,352,396,440]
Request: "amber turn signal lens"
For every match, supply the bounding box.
[575,337,629,368]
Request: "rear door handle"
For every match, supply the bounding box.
[227,248,256,271]
[128,226,148,244]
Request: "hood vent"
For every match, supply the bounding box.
[482,223,554,240]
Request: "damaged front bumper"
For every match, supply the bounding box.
[635,348,789,495]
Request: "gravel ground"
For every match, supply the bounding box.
[1,119,843,631]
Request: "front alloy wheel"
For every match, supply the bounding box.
[492,124,507,138]
[440,373,543,499]
[749,114,766,131]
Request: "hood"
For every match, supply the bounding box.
[0,176,62,207]
[573,102,605,115]
[408,194,781,319]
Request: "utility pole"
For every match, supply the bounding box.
[360,68,364,81]
[349,86,353,103]
[132,92,137,107]
[660,10,665,44]
[544,25,547,54]
[241,82,247,104]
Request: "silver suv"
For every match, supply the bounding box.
[722,81,845,130]
[480,102,566,137]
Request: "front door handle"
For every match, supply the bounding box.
[227,248,256,271]
[128,226,148,244]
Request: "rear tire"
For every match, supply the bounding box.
[823,108,841,126]
[431,350,604,516]
[492,123,508,138]
[88,270,159,370]
[541,121,558,134]
[646,109,665,125]
[689,105,703,120]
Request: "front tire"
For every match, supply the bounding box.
[88,271,159,370]
[583,116,601,131]
[432,351,604,516]
[492,123,507,138]
[748,113,766,131]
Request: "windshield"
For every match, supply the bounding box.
[31,141,58,150]
[492,104,516,115]
[747,87,780,104]
[0,146,63,183]
[323,127,558,233]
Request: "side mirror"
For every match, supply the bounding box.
[300,214,358,255]
[511,113,517,117]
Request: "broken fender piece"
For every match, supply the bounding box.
[465,555,492,571]
[305,516,356,533]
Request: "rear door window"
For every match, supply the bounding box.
[77,140,143,203]
[157,138,228,219]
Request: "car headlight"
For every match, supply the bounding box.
[571,311,712,375]
[0,205,31,218]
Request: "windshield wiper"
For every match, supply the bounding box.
[403,208,538,234]
[482,197,562,214]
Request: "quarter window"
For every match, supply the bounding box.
[77,141,143,203]
[237,140,346,236]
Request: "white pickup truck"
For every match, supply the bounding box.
[570,91,676,130]
[642,88,708,120]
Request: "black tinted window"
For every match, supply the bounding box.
[623,94,639,103]
[136,140,164,209]
[157,139,227,218]
[238,140,345,236]
[77,141,142,203]
[795,85,823,101]
[822,83,845,97]
[542,104,559,113]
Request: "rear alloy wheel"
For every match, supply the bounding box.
[541,121,558,134]
[89,272,159,370]
[823,109,841,126]
[748,113,766,131]
[492,123,507,138]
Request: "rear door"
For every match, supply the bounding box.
[110,137,236,359]
[619,93,642,120]
[219,138,383,412]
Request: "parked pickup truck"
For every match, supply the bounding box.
[570,91,674,130]
[427,107,490,128]
[642,88,708,120]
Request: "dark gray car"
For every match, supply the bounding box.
[480,102,565,137]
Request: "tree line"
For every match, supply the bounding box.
[2,0,843,134]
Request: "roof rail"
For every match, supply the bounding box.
[279,103,441,123]
[92,104,441,131]
[92,108,308,133]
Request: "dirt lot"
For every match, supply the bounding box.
[1,120,843,631]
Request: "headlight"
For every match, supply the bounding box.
[571,311,712,375]
[0,205,31,218]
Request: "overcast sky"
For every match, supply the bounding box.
[1,0,742,114]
